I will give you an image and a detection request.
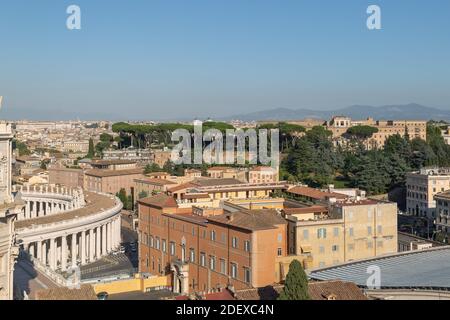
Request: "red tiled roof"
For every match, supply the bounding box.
[234,281,367,300]
[85,168,143,177]
[283,206,328,215]
[134,177,176,186]
[287,186,348,200]
[137,193,177,208]
[168,182,198,192]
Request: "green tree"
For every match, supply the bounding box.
[116,188,128,208]
[144,163,161,174]
[278,259,310,300]
[346,125,379,140]
[86,138,95,158]
[138,191,149,199]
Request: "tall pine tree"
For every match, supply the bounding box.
[278,259,310,300]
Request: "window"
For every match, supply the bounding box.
[317,228,327,239]
[368,210,373,218]
[332,245,339,252]
[155,237,160,250]
[348,244,354,251]
[367,226,372,236]
[210,230,216,241]
[150,236,154,248]
[303,229,309,240]
[244,240,251,252]
[277,247,282,256]
[333,227,339,237]
[162,239,167,253]
[319,245,325,254]
[277,233,282,242]
[220,259,226,274]
[210,256,216,271]
[169,241,175,256]
[232,237,238,248]
[367,241,373,249]
[244,267,251,283]
[189,248,195,263]
[377,240,383,248]
[377,225,382,234]
[200,252,206,267]
[230,263,237,279]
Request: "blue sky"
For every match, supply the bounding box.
[0,0,449,120]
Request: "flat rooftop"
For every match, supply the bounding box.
[309,247,450,290]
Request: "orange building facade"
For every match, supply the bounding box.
[137,194,289,295]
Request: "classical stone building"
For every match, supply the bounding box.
[0,120,24,300]
[326,116,427,149]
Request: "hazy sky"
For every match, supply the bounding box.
[1,0,449,120]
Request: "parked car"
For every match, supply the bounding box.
[97,292,109,300]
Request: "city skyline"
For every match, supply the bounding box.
[1,0,450,120]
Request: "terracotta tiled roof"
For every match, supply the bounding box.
[249,166,276,172]
[138,193,178,208]
[134,177,176,186]
[234,281,367,300]
[193,178,244,187]
[35,284,97,300]
[85,168,143,177]
[283,206,328,215]
[287,186,348,200]
[92,159,137,165]
[308,281,367,300]
[207,209,286,231]
[168,182,198,192]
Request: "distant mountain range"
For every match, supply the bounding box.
[221,104,450,122]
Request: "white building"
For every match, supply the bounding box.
[406,168,450,221]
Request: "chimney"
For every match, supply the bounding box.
[227,214,234,222]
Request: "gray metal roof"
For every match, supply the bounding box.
[309,247,450,290]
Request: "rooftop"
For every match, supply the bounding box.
[85,168,143,177]
[233,280,367,300]
[309,247,450,290]
[137,193,178,208]
[35,284,97,300]
[15,192,118,229]
[287,186,348,200]
[207,209,286,231]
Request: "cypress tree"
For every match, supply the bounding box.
[278,259,310,300]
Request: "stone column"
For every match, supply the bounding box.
[89,229,95,262]
[96,227,101,258]
[29,243,35,259]
[61,235,67,271]
[107,222,112,253]
[31,201,37,218]
[80,231,86,265]
[71,233,77,268]
[37,240,42,263]
[49,238,56,270]
[42,241,48,266]
[25,201,31,219]
[102,224,107,256]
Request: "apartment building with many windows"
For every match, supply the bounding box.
[406,168,450,221]
[137,193,292,295]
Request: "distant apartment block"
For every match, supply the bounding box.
[84,168,144,196]
[102,147,153,164]
[286,200,398,269]
[48,166,84,188]
[434,191,450,239]
[61,140,90,153]
[248,166,278,184]
[206,167,247,182]
[406,168,450,221]
[326,116,427,149]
